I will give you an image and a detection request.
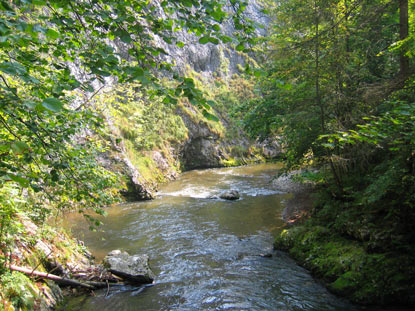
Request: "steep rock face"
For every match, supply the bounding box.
[177,104,223,169]
[177,103,251,170]
[98,115,157,200]
[183,137,223,169]
[107,96,263,200]
[113,153,156,200]
[155,1,269,78]
[259,138,283,159]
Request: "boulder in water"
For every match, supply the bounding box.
[219,190,240,200]
[103,250,155,284]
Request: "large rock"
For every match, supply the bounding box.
[259,138,282,159]
[103,250,155,285]
[219,190,240,200]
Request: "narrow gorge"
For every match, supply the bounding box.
[1,0,414,310]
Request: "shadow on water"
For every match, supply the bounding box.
[59,163,364,311]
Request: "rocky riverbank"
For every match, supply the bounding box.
[0,216,157,311]
[0,218,93,310]
[271,170,315,224]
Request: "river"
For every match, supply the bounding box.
[59,163,362,311]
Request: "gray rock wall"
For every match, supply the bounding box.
[154,1,269,77]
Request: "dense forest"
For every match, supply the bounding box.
[1,0,414,309]
[249,0,415,305]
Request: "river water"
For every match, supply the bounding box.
[60,163,361,311]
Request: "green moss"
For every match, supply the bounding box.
[134,155,164,183]
[221,158,244,167]
[1,271,38,310]
[274,221,415,305]
[122,140,163,183]
[331,271,359,294]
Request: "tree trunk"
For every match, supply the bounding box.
[314,0,324,132]
[400,0,409,77]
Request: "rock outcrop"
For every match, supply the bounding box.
[272,170,315,225]
[259,137,282,159]
[154,1,269,78]
[178,105,224,169]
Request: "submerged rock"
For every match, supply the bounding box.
[219,190,240,200]
[103,250,155,285]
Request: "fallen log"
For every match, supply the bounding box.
[9,264,95,289]
[8,264,122,290]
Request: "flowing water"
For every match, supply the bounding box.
[60,163,362,311]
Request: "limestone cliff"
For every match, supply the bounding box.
[92,1,273,200]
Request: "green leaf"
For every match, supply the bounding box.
[126,66,144,79]
[176,41,185,48]
[202,109,219,122]
[11,141,30,154]
[0,143,10,153]
[94,69,112,77]
[120,32,132,43]
[42,98,63,113]
[208,37,219,44]
[114,29,132,43]
[253,69,266,77]
[210,9,225,22]
[322,143,335,149]
[23,100,38,109]
[236,43,245,51]
[0,1,12,10]
[0,62,27,75]
[207,100,216,107]
[182,0,193,8]
[220,35,232,43]
[199,36,210,44]
[8,174,30,187]
[46,28,60,40]
[32,0,47,5]
[51,169,59,182]
[212,24,221,32]
[163,37,173,44]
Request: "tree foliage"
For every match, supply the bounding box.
[0,0,255,268]
[243,0,415,243]
[256,1,415,303]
